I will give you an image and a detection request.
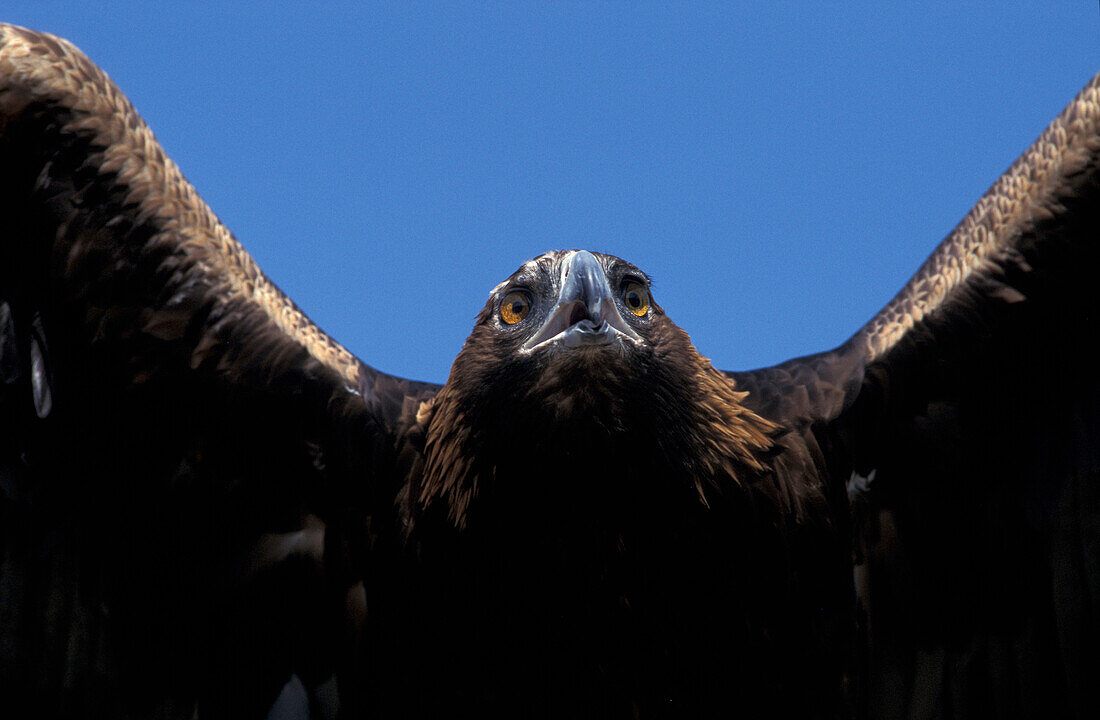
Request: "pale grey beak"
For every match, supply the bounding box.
[521,251,642,352]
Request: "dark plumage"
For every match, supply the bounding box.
[2,23,1098,720]
[372,250,835,717]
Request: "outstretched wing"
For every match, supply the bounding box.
[733,72,1100,716]
[0,24,437,718]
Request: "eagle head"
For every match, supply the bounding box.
[408,250,776,530]
[455,249,671,411]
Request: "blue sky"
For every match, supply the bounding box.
[6,3,1099,383]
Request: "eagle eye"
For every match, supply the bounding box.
[621,281,649,317]
[500,290,531,325]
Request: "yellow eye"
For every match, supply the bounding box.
[622,282,649,317]
[500,291,531,325]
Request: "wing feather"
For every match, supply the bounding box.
[0,24,436,717]
[856,71,1100,366]
[734,71,1100,429]
[731,71,1100,717]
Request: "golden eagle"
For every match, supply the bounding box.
[1,24,1097,720]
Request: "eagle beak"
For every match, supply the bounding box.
[521,251,642,352]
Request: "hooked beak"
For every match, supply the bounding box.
[521,251,642,352]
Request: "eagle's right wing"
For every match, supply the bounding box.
[0,24,436,718]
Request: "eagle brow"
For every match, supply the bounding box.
[610,261,653,287]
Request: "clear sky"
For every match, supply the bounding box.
[5,3,1099,384]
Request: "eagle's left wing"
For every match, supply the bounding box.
[0,24,437,718]
[729,71,1100,717]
